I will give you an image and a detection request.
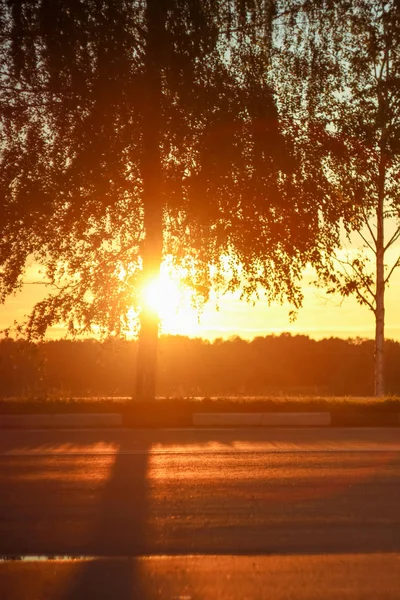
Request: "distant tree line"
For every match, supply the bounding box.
[1,334,400,398]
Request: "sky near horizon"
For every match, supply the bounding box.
[1,245,400,342]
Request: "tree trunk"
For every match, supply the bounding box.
[135,0,166,400]
[375,239,385,397]
[374,137,386,398]
[135,305,160,400]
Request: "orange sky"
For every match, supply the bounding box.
[1,252,399,341]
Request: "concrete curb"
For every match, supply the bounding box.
[261,412,331,427]
[193,413,262,426]
[193,412,331,427]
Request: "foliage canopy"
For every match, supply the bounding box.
[1,0,338,339]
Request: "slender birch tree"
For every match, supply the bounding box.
[273,0,400,396]
[316,0,400,396]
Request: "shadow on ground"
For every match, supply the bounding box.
[0,427,400,598]
[59,435,150,600]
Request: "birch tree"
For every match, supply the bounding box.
[273,0,400,396]
[0,0,339,399]
[316,0,400,396]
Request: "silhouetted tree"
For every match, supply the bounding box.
[321,0,400,397]
[1,0,339,399]
[277,0,400,396]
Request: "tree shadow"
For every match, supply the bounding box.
[1,427,400,599]
[56,433,150,600]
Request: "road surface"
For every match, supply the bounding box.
[0,427,399,599]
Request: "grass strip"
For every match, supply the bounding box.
[1,396,400,416]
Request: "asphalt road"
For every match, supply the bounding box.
[0,427,400,599]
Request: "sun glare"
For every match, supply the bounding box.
[140,271,200,336]
[142,275,180,317]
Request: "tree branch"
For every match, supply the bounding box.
[335,255,376,301]
[384,256,400,285]
[354,286,376,313]
[0,83,54,95]
[384,226,400,251]
[22,280,80,292]
[217,0,314,35]
[361,206,377,245]
[356,229,376,254]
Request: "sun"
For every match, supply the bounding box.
[141,274,179,318]
[140,271,200,336]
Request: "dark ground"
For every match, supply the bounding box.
[0,428,399,598]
